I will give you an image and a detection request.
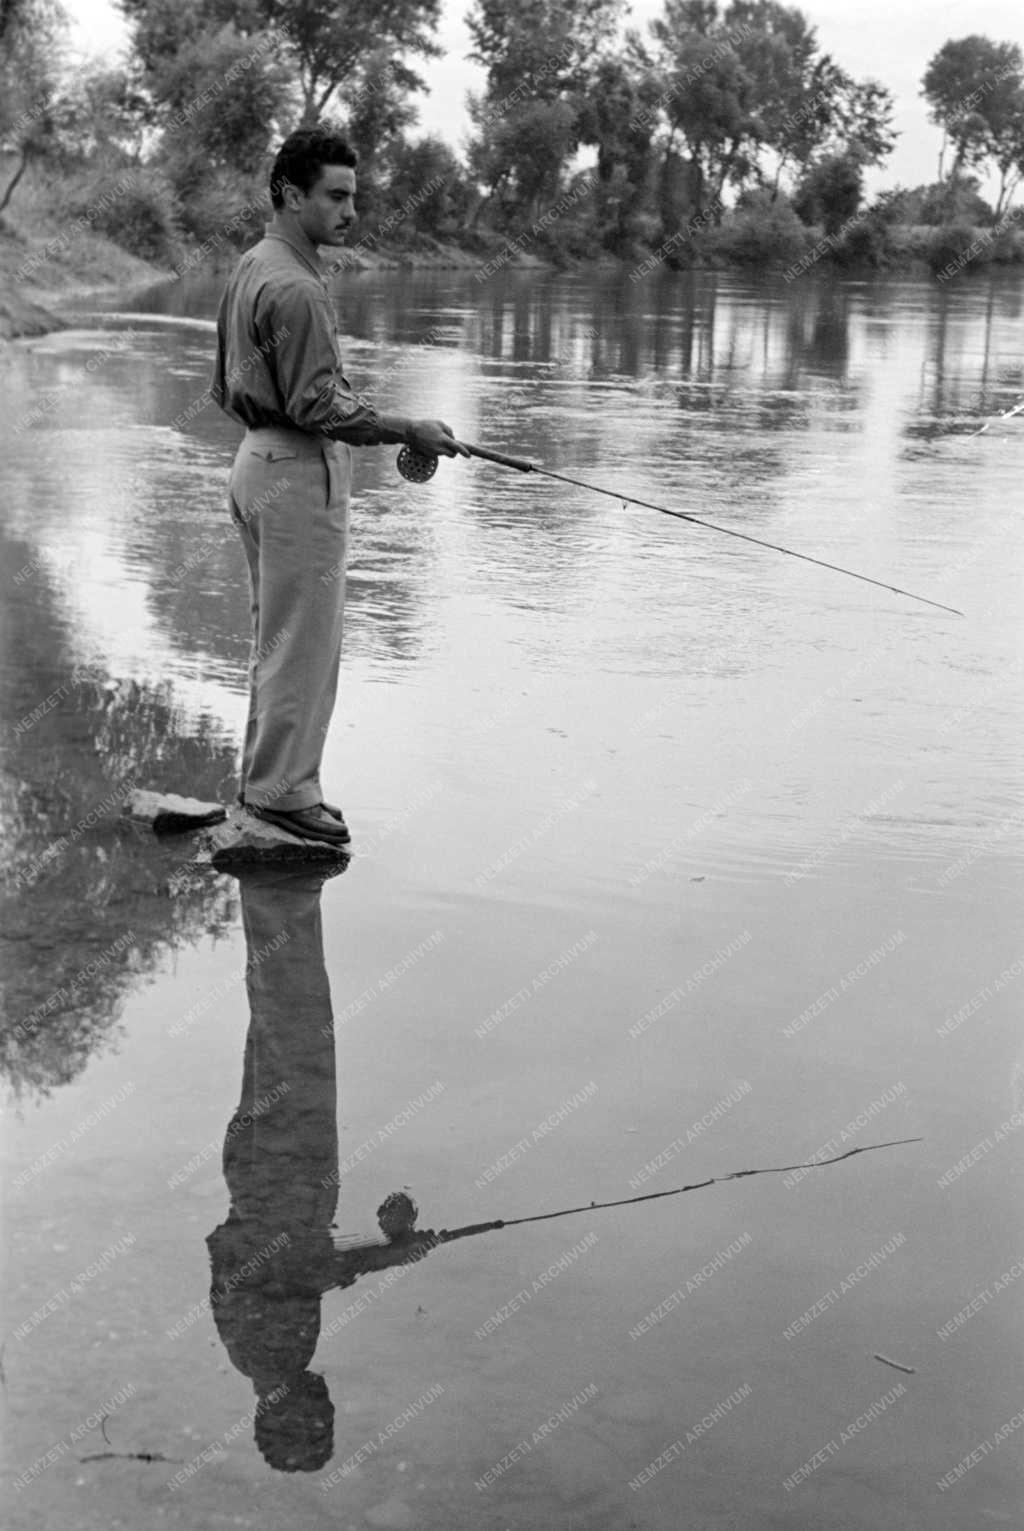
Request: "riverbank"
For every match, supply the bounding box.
[0,222,171,339]
[3,213,1022,341]
[0,224,546,339]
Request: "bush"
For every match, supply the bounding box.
[886,180,994,226]
[925,222,989,277]
[794,153,863,236]
[174,166,269,250]
[67,166,184,264]
[830,208,896,268]
[710,193,810,267]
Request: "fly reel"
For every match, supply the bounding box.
[397,444,439,482]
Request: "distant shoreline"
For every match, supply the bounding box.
[3,222,1022,341]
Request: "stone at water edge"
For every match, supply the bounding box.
[200,807,351,867]
[125,789,227,832]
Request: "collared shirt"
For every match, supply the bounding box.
[210,223,400,445]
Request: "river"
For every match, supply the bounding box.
[1,263,1022,1529]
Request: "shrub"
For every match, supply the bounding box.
[794,153,863,237]
[830,209,896,268]
[885,180,994,226]
[710,193,810,267]
[925,222,989,277]
[67,166,184,263]
[175,166,269,250]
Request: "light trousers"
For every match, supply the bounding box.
[227,427,351,812]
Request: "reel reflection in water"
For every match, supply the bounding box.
[396,444,439,482]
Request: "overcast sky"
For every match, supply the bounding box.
[66,0,1024,196]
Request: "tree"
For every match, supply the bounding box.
[53,65,153,166]
[793,150,862,234]
[117,0,293,231]
[576,53,663,252]
[465,0,623,224]
[922,35,1024,211]
[261,0,443,126]
[0,0,67,218]
[384,135,474,237]
[645,0,895,221]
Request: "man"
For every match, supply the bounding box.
[211,125,467,846]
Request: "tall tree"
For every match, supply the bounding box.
[0,0,66,217]
[576,52,663,251]
[922,34,1024,200]
[646,0,895,219]
[260,0,443,126]
[465,0,623,223]
[119,0,292,182]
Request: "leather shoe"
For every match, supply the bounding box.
[251,804,351,844]
[238,792,345,822]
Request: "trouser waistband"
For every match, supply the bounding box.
[243,425,344,457]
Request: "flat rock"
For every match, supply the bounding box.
[199,808,351,867]
[125,789,227,832]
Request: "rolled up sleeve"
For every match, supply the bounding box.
[255,280,396,445]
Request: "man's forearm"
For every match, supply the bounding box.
[319,403,410,447]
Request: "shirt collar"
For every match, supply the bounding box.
[264,221,327,283]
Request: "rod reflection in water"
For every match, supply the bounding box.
[206,865,439,1474]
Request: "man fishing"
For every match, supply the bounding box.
[211,125,468,846]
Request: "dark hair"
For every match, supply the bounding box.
[254,1372,335,1473]
[270,127,358,210]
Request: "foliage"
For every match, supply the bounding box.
[383,135,475,239]
[5,0,1024,276]
[883,178,994,226]
[924,220,989,275]
[464,0,622,225]
[259,0,442,126]
[646,0,894,218]
[0,0,68,217]
[829,203,895,268]
[68,164,184,260]
[793,151,862,235]
[710,187,808,264]
[922,35,1024,215]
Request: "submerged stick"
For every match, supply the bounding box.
[436,1137,923,1242]
[874,1353,916,1374]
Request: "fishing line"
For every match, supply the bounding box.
[967,396,1024,437]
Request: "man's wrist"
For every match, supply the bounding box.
[378,413,413,446]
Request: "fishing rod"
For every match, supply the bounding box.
[397,441,964,618]
[361,1136,922,1250]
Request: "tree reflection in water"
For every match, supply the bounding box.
[1,532,239,1097]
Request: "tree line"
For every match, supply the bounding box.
[1,0,1023,272]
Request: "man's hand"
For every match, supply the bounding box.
[407,419,470,458]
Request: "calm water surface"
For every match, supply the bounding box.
[1,265,1023,1530]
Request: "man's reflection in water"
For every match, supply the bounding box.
[206,865,439,1473]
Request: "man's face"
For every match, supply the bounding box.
[289,164,356,248]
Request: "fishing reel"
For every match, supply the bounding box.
[397,444,439,482]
